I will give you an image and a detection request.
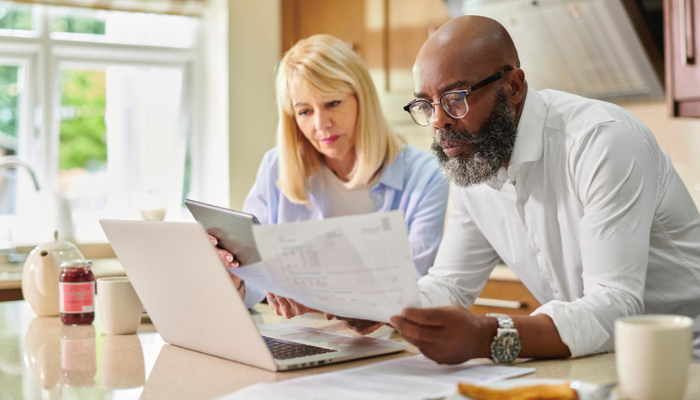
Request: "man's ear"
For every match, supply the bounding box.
[506,68,526,105]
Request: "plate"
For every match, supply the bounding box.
[445,378,616,400]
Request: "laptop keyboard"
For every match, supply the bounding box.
[263,336,338,360]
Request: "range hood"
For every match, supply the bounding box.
[444,0,664,101]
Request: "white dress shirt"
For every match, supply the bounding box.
[418,87,700,357]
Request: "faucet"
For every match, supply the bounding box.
[0,156,41,191]
[0,156,41,262]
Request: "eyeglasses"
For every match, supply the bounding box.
[403,66,514,126]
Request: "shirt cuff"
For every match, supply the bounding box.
[532,300,612,358]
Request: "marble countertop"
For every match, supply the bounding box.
[1,300,698,399]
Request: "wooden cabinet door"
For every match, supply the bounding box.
[665,0,700,117]
[281,0,366,57]
[281,0,449,92]
[385,0,451,93]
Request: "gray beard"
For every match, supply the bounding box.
[430,90,518,187]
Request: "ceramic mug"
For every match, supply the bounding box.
[97,277,142,335]
[615,315,693,400]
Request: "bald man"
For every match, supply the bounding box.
[390,16,700,364]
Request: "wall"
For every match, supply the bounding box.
[617,100,700,211]
[228,0,281,210]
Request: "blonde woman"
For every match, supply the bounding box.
[215,34,448,318]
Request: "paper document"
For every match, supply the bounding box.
[230,211,421,322]
[219,354,536,400]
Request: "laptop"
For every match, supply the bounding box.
[100,219,408,371]
[184,198,261,266]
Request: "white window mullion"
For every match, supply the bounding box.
[37,4,59,192]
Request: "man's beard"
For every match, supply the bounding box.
[430,89,518,187]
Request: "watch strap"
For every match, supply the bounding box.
[489,313,515,329]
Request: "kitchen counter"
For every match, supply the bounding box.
[1,300,699,399]
[0,252,519,296]
[0,257,125,302]
[0,258,124,290]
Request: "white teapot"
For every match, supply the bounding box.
[21,231,84,317]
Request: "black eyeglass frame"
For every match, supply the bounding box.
[403,66,515,126]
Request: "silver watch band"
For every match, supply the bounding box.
[488,313,515,329]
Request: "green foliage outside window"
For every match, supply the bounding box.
[53,13,106,35]
[59,70,107,171]
[0,2,33,31]
[0,65,18,155]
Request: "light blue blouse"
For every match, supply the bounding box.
[241,145,449,308]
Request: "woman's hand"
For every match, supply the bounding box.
[265,291,321,318]
[209,235,245,297]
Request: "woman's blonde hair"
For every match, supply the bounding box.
[275,34,403,205]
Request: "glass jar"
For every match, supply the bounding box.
[59,259,95,325]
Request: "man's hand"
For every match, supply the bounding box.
[390,305,495,364]
[265,292,321,318]
[209,235,244,296]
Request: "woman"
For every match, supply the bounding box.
[213,34,448,317]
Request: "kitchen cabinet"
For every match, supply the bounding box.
[282,0,367,59]
[664,0,700,117]
[281,0,450,115]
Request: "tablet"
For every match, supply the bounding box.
[184,198,261,266]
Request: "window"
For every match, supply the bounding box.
[0,1,213,245]
[0,63,24,214]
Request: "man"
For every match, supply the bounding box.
[390,15,700,364]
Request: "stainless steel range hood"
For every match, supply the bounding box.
[444,0,664,101]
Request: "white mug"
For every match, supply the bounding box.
[615,314,693,400]
[97,277,142,335]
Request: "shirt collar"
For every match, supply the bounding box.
[375,145,405,191]
[483,87,547,190]
[506,86,547,181]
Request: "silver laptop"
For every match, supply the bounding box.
[100,219,408,371]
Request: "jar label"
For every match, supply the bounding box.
[59,282,95,313]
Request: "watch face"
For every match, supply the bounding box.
[491,331,521,363]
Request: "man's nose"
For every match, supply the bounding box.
[430,104,455,129]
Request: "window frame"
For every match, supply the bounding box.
[0,3,209,245]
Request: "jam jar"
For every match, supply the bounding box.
[59,259,95,325]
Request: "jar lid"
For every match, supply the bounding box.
[59,259,93,268]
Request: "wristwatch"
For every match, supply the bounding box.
[487,313,521,364]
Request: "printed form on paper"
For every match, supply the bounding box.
[229,211,422,322]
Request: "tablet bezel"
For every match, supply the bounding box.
[184,198,262,266]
